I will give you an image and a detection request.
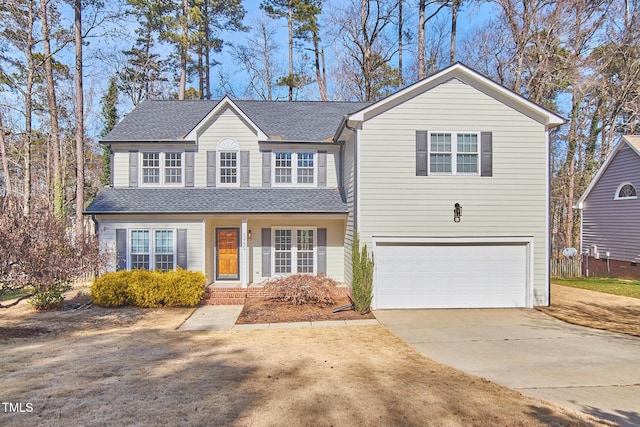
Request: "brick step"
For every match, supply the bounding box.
[203,287,248,305]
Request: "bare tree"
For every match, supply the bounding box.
[74,0,85,240]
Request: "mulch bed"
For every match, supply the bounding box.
[236,296,375,324]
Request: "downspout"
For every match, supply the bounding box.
[345,119,359,231]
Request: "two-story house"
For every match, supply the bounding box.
[85,63,564,309]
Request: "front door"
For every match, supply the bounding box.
[216,228,239,280]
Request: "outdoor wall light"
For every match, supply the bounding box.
[248,229,253,240]
[453,203,462,223]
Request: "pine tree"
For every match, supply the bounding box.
[99,76,118,187]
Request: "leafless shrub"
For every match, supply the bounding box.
[262,274,342,307]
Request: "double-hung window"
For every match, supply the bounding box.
[129,229,175,271]
[141,152,183,186]
[273,228,316,274]
[429,132,479,175]
[273,151,315,186]
[219,151,238,185]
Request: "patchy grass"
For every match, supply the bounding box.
[552,277,640,299]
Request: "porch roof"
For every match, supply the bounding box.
[84,187,348,215]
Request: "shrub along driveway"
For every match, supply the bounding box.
[0,295,605,426]
[376,296,640,427]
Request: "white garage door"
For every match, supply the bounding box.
[375,242,528,309]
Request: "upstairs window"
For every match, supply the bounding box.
[219,152,238,184]
[273,151,315,186]
[615,182,637,200]
[429,132,479,175]
[141,152,183,186]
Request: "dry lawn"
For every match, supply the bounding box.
[0,292,608,426]
[539,283,640,337]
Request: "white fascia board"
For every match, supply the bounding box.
[349,63,565,128]
[575,138,629,208]
[184,96,268,141]
[372,236,534,245]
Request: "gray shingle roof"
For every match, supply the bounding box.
[85,187,347,214]
[102,99,371,143]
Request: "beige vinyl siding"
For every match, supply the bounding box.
[357,79,549,305]
[112,150,130,187]
[195,107,260,187]
[325,148,340,188]
[96,216,203,273]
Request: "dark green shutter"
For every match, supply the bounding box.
[481,132,493,177]
[116,229,127,271]
[207,151,216,187]
[416,131,428,176]
[185,152,194,187]
[240,151,250,187]
[129,151,138,187]
[262,228,271,277]
[177,229,187,269]
[317,228,327,275]
[262,150,271,187]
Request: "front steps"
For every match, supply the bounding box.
[202,287,247,305]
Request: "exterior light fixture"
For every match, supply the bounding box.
[453,203,462,223]
[248,229,252,240]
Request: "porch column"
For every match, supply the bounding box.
[241,218,248,288]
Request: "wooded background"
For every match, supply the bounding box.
[1,0,638,255]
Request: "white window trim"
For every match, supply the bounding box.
[139,151,185,187]
[271,226,318,275]
[427,131,481,176]
[217,151,240,187]
[614,182,638,200]
[128,228,177,271]
[272,150,318,187]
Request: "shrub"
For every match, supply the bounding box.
[263,274,342,307]
[28,282,72,311]
[91,269,206,308]
[351,231,374,314]
[90,270,131,307]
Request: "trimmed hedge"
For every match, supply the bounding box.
[91,268,206,308]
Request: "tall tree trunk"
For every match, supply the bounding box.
[398,0,403,88]
[449,0,458,64]
[417,0,426,80]
[179,0,188,100]
[313,35,327,101]
[24,0,35,216]
[40,0,64,219]
[0,114,12,208]
[203,0,211,100]
[288,0,294,101]
[74,0,85,241]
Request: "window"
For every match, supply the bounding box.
[141,152,183,186]
[615,182,637,200]
[130,230,150,270]
[429,132,479,175]
[219,152,238,184]
[273,151,315,186]
[272,227,316,274]
[129,229,175,271]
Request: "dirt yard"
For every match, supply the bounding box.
[539,283,640,337]
[0,288,608,426]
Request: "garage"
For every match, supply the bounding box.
[374,239,530,309]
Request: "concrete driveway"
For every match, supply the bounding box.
[375,309,640,427]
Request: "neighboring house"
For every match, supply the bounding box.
[85,63,564,309]
[576,135,640,279]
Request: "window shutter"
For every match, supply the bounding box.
[261,228,271,277]
[177,229,188,269]
[317,151,327,187]
[262,150,271,188]
[481,132,493,177]
[240,151,250,187]
[185,152,194,187]
[207,151,216,187]
[317,228,327,276]
[129,150,138,187]
[116,229,127,271]
[416,131,428,176]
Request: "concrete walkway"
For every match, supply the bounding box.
[375,308,640,427]
[179,305,379,331]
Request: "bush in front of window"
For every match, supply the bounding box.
[91,269,205,308]
[263,274,342,307]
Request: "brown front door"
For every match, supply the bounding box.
[216,228,239,279]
